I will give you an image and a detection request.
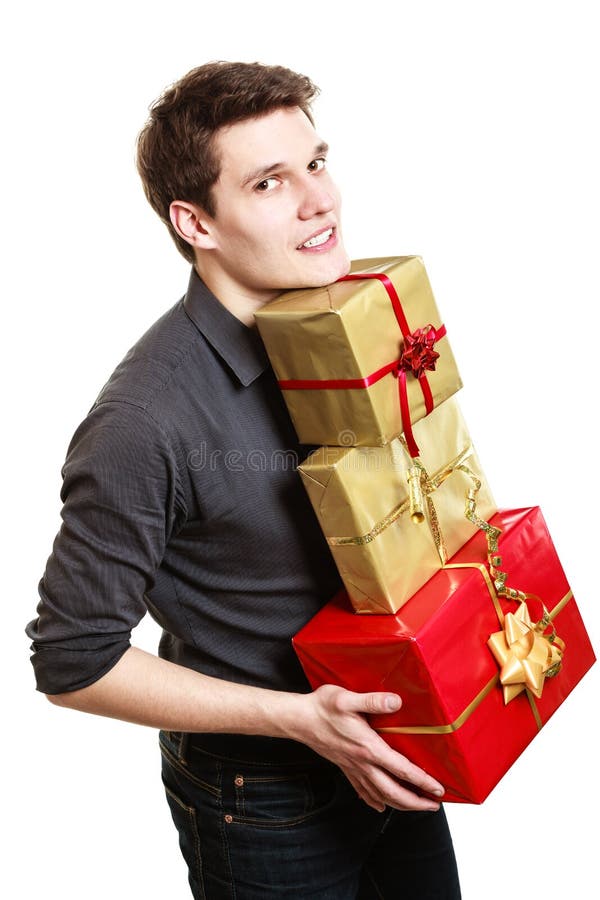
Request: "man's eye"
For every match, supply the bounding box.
[255,177,279,192]
[308,157,327,173]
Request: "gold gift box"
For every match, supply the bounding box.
[298,399,496,614]
[255,256,462,447]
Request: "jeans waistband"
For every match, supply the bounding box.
[166,731,327,767]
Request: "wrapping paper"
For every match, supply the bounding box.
[255,256,462,447]
[293,507,596,803]
[298,398,496,613]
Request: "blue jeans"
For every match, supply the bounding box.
[159,731,461,899]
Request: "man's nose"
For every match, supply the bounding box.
[297,176,336,220]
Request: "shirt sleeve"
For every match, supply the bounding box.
[26,400,185,694]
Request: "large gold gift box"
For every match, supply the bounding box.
[255,256,462,448]
[298,399,496,614]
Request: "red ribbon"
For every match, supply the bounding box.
[278,272,446,457]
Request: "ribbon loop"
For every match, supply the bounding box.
[465,481,566,704]
[407,464,426,524]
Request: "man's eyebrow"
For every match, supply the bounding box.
[241,142,330,188]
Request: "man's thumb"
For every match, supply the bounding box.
[361,692,402,714]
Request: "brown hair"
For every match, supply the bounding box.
[136,61,319,262]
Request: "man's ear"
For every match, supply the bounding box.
[169,201,217,251]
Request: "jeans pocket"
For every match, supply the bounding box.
[162,780,206,900]
[227,765,339,827]
[160,733,220,797]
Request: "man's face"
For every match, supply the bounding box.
[202,106,350,303]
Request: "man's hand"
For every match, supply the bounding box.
[288,684,444,813]
[47,649,444,813]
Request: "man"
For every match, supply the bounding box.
[27,61,461,898]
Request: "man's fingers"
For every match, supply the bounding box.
[368,763,442,811]
[332,690,445,797]
[343,771,386,813]
[341,763,441,813]
[308,686,445,801]
[373,737,445,798]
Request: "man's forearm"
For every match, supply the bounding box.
[47,645,304,737]
[48,644,445,813]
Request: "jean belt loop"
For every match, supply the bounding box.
[177,732,191,765]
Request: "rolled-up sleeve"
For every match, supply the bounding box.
[26,400,183,694]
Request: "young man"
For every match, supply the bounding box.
[27,62,461,898]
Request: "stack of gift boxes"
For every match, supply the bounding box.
[255,256,595,803]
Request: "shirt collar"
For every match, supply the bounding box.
[183,267,270,387]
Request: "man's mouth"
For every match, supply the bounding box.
[298,226,335,250]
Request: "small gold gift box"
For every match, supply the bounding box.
[298,399,496,613]
[255,256,462,449]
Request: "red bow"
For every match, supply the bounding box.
[399,326,440,379]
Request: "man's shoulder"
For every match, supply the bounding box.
[93,296,202,416]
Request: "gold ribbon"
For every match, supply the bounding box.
[329,451,568,732]
[377,586,571,736]
[328,443,477,565]
[463,485,566,704]
[378,673,500,735]
[376,493,569,736]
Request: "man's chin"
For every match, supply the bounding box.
[292,250,351,290]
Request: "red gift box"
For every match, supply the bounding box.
[293,507,596,803]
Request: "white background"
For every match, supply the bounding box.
[3,1,599,897]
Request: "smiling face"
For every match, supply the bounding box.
[184,107,351,307]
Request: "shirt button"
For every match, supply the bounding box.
[224,814,233,824]
[234,775,244,787]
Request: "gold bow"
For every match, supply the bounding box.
[488,601,563,703]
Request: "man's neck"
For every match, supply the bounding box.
[193,263,279,328]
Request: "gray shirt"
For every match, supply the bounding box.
[27,268,341,696]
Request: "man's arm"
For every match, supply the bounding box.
[35,405,443,813]
[48,645,444,814]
